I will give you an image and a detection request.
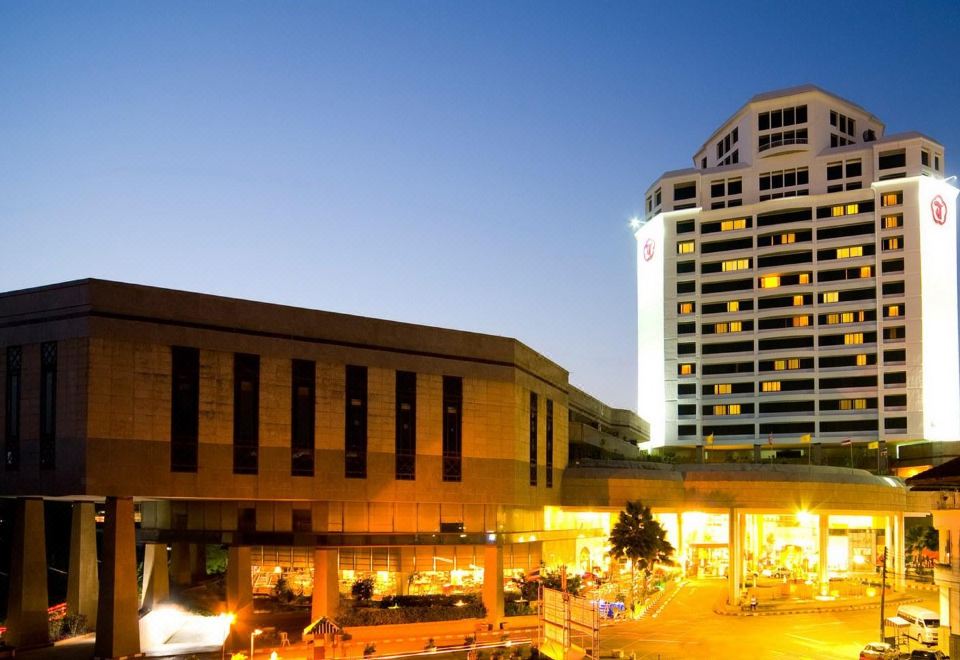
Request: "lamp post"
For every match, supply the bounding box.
[220,612,236,660]
[251,628,263,659]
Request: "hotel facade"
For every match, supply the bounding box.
[633,86,960,450]
[0,279,939,657]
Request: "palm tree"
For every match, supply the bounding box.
[905,525,938,577]
[608,500,675,609]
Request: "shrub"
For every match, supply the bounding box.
[351,578,375,601]
[364,643,376,657]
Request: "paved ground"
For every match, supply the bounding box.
[14,580,948,659]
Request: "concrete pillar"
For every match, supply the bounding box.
[5,497,50,649]
[695,445,704,464]
[140,543,170,610]
[753,444,761,462]
[190,544,207,583]
[894,512,906,591]
[226,546,253,616]
[94,496,140,660]
[676,513,685,575]
[812,442,823,465]
[483,544,504,621]
[951,632,960,660]
[818,514,829,596]
[727,508,740,606]
[67,501,99,630]
[170,542,192,587]
[311,549,340,621]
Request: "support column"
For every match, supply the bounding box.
[94,496,140,660]
[226,546,253,616]
[894,512,906,591]
[311,549,340,622]
[695,445,704,464]
[67,501,99,630]
[190,544,207,583]
[676,513,685,576]
[727,508,740,606]
[483,544,504,622]
[753,444,761,462]
[6,497,50,649]
[170,542,192,587]
[140,543,170,610]
[818,514,829,596]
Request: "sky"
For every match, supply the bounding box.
[2,1,959,410]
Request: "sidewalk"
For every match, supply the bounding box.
[713,589,921,616]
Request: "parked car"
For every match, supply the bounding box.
[859,642,897,660]
[909,650,948,660]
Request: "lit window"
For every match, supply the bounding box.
[881,192,903,207]
[844,333,864,345]
[721,218,747,231]
[822,291,839,303]
[713,405,727,415]
[761,381,781,392]
[826,313,839,324]
[840,398,868,411]
[722,258,750,272]
[886,305,901,317]
[836,246,863,259]
[883,237,901,251]
[715,322,729,334]
[845,203,859,215]
[793,295,803,306]
[714,383,732,395]
[780,233,796,244]
[679,302,694,314]
[678,240,695,255]
[831,205,845,217]
[882,214,903,229]
[729,404,741,415]
[774,359,786,371]
[730,321,742,332]
[798,273,810,284]
[774,358,801,371]
[680,363,694,376]
[761,275,781,289]
[856,354,867,366]
[793,315,809,327]
[727,301,740,312]
[859,266,872,278]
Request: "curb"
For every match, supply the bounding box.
[713,596,921,617]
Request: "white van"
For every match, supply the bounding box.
[896,605,940,645]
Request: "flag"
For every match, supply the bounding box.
[868,441,879,450]
[800,433,811,443]
[705,433,714,445]
[767,433,774,447]
[841,438,853,447]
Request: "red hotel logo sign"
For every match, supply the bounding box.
[932,194,947,225]
[643,238,656,262]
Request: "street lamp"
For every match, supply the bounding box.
[219,612,236,660]
[251,628,263,659]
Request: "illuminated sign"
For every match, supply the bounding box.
[932,194,948,225]
[643,238,656,262]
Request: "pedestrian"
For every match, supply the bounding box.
[750,595,758,612]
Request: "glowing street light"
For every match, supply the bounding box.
[220,612,237,660]
[251,628,263,659]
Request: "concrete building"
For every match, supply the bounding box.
[0,279,941,657]
[633,85,960,451]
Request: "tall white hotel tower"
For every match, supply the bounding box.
[634,85,960,449]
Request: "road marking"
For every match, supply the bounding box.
[785,633,828,645]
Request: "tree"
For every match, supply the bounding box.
[905,525,938,576]
[608,500,674,609]
[351,577,375,601]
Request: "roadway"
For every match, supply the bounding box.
[600,579,943,659]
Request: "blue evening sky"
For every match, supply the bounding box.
[2,1,958,410]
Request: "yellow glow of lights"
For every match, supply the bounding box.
[795,511,817,526]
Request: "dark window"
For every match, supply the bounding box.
[171,346,200,473]
[4,347,22,470]
[677,281,696,294]
[878,151,906,170]
[678,342,697,355]
[884,371,907,385]
[238,507,256,533]
[529,391,538,486]
[759,400,815,414]
[759,421,815,434]
[702,300,753,314]
[827,163,843,180]
[678,424,697,437]
[884,394,907,407]
[677,219,696,234]
[702,362,754,375]
[882,259,904,274]
[820,419,878,433]
[815,222,874,240]
[757,251,812,268]
[442,376,463,482]
[819,354,876,368]
[728,180,742,195]
[759,112,770,131]
[882,281,905,296]
[701,157,707,168]
[846,161,862,177]
[293,509,312,532]
[701,278,753,294]
[345,365,368,478]
[674,182,697,201]
[395,370,416,480]
[757,208,812,228]
[819,375,877,389]
[291,359,316,477]
[701,236,754,254]
[678,323,696,335]
[546,399,553,488]
[679,404,696,416]
[711,181,725,198]
[702,340,753,354]
[708,423,756,436]
[758,294,812,310]
[679,383,697,396]
[884,417,907,431]
[677,260,695,274]
[827,184,844,193]
[884,349,906,363]
[233,353,260,475]
[39,342,57,469]
[758,336,814,351]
